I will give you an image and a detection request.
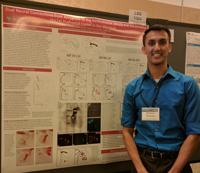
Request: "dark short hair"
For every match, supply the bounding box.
[142,24,171,46]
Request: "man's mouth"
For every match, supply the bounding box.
[152,53,162,57]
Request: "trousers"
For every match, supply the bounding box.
[131,150,192,173]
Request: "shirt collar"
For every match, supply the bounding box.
[143,65,176,79]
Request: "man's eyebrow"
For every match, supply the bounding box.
[148,39,155,42]
[148,38,167,42]
[159,38,167,41]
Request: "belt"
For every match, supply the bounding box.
[138,146,179,159]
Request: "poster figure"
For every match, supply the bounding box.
[60,35,81,53]
[34,74,55,108]
[57,148,75,166]
[36,129,53,147]
[16,148,34,166]
[75,148,91,165]
[35,147,53,164]
[58,103,87,134]
[16,130,34,148]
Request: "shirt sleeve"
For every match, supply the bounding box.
[121,82,138,128]
[183,78,200,135]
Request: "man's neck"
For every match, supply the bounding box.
[148,64,168,79]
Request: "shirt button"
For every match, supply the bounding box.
[156,100,158,102]
[156,129,158,132]
[156,141,159,144]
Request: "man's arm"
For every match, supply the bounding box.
[123,127,149,173]
[168,134,200,173]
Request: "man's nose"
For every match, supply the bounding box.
[154,43,160,50]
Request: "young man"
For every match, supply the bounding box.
[121,24,200,173]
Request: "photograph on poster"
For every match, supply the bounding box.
[58,103,87,134]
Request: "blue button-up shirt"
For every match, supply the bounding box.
[121,65,200,152]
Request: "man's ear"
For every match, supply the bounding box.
[142,46,146,55]
[168,43,172,53]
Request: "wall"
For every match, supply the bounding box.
[28,0,200,25]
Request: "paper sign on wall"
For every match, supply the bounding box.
[129,9,147,25]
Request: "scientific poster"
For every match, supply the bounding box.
[186,32,200,88]
[1,4,147,173]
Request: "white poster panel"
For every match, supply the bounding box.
[186,32,200,88]
[1,5,147,173]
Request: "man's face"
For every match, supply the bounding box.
[142,30,172,67]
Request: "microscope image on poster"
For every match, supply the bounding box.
[73,133,87,145]
[87,118,101,132]
[57,134,72,146]
[35,147,53,164]
[36,129,53,147]
[88,132,100,144]
[16,130,34,148]
[58,102,87,134]
[16,148,34,166]
[87,103,101,118]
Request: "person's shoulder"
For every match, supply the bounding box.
[173,71,196,82]
[174,71,194,81]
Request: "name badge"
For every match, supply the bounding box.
[142,107,160,121]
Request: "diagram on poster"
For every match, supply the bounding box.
[83,37,104,55]
[34,74,55,108]
[60,34,81,53]
[60,72,87,100]
[57,148,75,166]
[57,58,77,71]
[75,147,91,165]
[90,61,109,72]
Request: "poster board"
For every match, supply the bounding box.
[1,1,147,173]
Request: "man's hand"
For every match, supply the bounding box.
[123,127,149,173]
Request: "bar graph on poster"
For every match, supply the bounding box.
[1,4,147,173]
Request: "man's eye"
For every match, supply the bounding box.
[148,42,154,46]
[160,41,166,45]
